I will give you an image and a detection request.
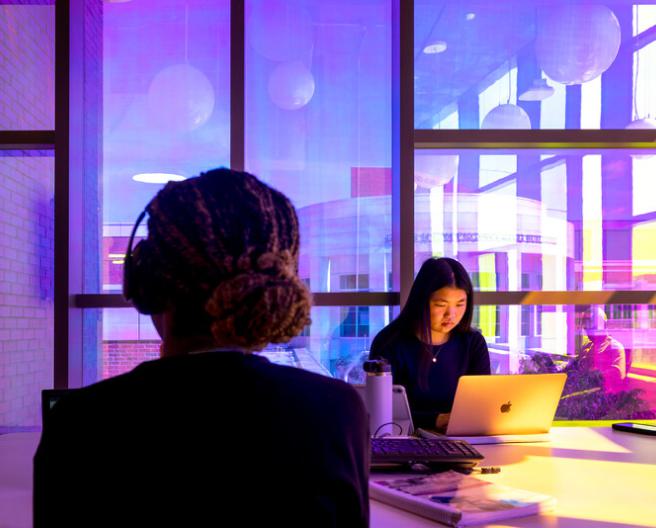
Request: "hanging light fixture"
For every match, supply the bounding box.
[626,118,656,130]
[423,40,447,54]
[518,78,555,101]
[146,5,215,132]
[268,60,316,110]
[482,61,531,129]
[535,5,621,85]
[414,151,458,188]
[481,104,531,129]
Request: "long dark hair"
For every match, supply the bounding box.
[388,257,475,388]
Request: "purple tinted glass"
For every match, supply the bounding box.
[245,0,393,292]
[99,305,392,382]
[102,0,231,228]
[415,2,654,130]
[476,303,656,420]
[414,149,656,292]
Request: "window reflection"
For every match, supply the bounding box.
[414,150,656,292]
[415,2,656,131]
[518,304,656,420]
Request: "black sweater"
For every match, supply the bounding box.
[34,352,370,527]
[369,327,491,429]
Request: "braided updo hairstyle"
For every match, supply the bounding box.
[124,168,311,351]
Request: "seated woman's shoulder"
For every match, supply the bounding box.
[469,327,485,338]
[459,327,486,344]
[369,323,405,358]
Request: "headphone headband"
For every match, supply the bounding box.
[123,210,147,303]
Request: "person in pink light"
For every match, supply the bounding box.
[578,307,627,394]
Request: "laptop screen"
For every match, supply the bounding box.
[41,389,76,427]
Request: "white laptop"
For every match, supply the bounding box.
[419,373,567,444]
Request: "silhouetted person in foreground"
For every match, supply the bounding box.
[34,168,369,527]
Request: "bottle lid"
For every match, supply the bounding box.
[363,358,391,374]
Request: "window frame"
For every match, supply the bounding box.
[33,0,656,391]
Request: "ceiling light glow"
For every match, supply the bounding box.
[423,40,447,54]
[132,173,187,184]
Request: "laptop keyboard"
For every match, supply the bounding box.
[370,437,484,466]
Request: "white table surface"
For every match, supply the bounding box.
[371,426,656,527]
[0,432,40,528]
[2,427,655,528]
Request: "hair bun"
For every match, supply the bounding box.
[205,271,311,351]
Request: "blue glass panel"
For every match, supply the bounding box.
[103,0,231,229]
[245,0,393,292]
[415,2,654,131]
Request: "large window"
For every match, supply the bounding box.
[4,1,656,430]
[412,2,656,419]
[413,149,656,291]
[102,0,231,293]
[244,0,393,293]
[99,305,389,386]
[93,1,656,422]
[414,2,654,131]
[96,0,394,394]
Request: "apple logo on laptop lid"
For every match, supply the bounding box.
[500,401,512,413]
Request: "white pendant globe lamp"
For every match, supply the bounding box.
[146,6,215,132]
[481,104,531,129]
[268,60,316,111]
[518,78,555,102]
[535,5,621,85]
[414,151,459,188]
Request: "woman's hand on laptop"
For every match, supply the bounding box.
[435,413,450,433]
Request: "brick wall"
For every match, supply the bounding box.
[102,340,160,379]
[0,155,54,428]
[0,5,55,429]
[0,4,55,130]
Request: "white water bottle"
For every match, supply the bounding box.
[363,359,393,437]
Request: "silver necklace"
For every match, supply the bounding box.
[431,344,443,363]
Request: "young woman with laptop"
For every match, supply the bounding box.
[369,257,491,432]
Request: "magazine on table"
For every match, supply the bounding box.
[370,470,555,527]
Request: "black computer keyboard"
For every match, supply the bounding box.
[370,437,484,466]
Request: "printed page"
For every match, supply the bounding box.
[370,470,555,527]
